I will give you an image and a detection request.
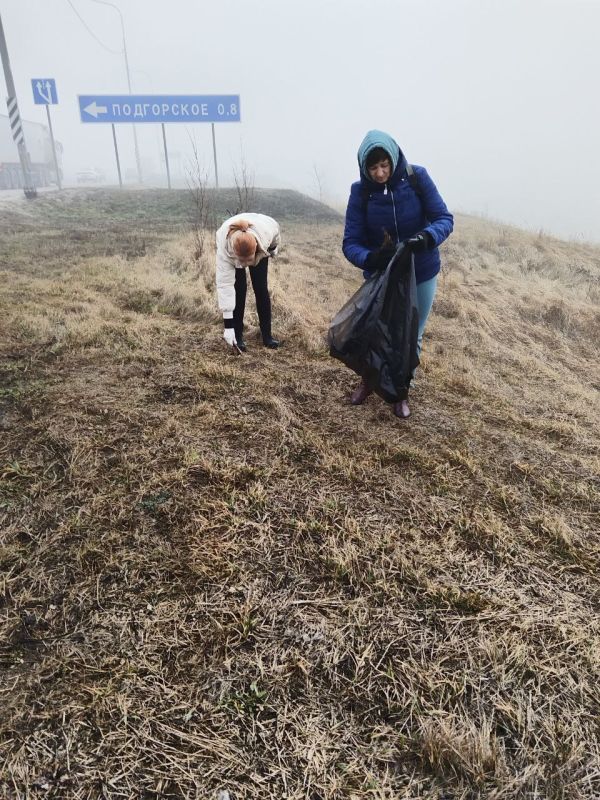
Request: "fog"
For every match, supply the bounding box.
[3,0,600,241]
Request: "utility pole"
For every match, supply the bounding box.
[0,11,37,198]
[91,0,142,184]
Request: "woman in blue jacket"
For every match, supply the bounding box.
[342,130,453,418]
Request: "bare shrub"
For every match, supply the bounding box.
[186,136,215,261]
[232,148,256,214]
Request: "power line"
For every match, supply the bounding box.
[65,0,122,55]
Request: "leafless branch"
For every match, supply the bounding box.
[232,148,256,215]
[186,135,214,261]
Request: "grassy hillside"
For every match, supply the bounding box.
[0,187,342,233]
[0,190,599,799]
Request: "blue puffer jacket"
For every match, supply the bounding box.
[343,130,454,284]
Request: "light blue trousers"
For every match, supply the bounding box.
[416,273,438,363]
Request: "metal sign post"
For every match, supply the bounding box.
[161,123,171,189]
[211,122,219,189]
[78,94,240,189]
[0,13,36,198]
[111,124,122,188]
[44,105,61,190]
[32,79,61,190]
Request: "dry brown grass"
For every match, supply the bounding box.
[0,192,599,799]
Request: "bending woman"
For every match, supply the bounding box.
[216,213,281,351]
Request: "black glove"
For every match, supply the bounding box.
[405,231,435,252]
[365,245,396,272]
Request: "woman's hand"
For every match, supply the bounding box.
[365,245,396,272]
[223,329,237,347]
[405,232,435,252]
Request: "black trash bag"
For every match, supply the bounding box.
[328,244,419,403]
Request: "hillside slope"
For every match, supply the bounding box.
[0,191,599,799]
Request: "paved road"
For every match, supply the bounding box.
[0,186,61,205]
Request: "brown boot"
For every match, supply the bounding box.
[393,399,411,419]
[350,381,372,405]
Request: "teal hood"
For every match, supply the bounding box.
[357,130,401,180]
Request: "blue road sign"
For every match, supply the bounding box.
[32,79,58,105]
[78,94,241,124]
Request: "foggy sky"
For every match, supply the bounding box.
[2,0,600,241]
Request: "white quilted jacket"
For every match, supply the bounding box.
[215,213,281,319]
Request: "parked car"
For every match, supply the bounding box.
[76,167,105,184]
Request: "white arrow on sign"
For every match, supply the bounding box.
[36,80,51,104]
[84,101,108,118]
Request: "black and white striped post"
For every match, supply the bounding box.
[0,13,36,198]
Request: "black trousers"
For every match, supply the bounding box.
[233,257,272,341]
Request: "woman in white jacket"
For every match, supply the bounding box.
[215,213,281,351]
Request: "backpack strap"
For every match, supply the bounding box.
[361,185,370,212]
[405,164,422,197]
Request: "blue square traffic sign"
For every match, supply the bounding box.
[31,79,58,105]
